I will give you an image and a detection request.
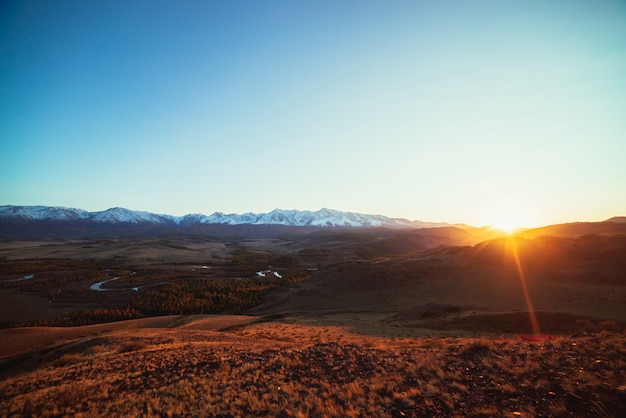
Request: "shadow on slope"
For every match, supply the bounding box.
[249,233,626,333]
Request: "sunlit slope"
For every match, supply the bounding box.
[517,218,626,239]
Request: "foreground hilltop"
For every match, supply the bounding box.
[1,318,624,417]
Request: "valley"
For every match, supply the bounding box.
[1,220,625,416]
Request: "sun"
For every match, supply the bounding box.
[492,216,522,234]
[489,204,529,234]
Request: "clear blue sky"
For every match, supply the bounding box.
[2,0,625,227]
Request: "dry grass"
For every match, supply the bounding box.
[1,326,624,417]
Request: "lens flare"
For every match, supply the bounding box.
[506,236,541,335]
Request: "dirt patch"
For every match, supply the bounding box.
[0,316,181,360]
[176,315,258,331]
[389,310,626,335]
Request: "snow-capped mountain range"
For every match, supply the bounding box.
[0,205,447,229]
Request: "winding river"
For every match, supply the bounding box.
[89,277,120,291]
[1,274,35,283]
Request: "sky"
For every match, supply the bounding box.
[1,0,625,228]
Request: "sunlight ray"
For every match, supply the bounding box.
[506,237,541,336]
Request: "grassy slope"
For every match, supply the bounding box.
[1,319,625,417]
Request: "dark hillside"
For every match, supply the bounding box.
[251,233,626,326]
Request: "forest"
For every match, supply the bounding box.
[0,255,308,327]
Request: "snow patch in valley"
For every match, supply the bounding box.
[256,270,282,278]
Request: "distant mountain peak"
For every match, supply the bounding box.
[0,205,448,229]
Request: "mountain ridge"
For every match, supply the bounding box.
[0,205,452,229]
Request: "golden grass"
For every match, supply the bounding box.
[1,325,624,417]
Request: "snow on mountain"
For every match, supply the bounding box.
[89,207,174,224]
[0,205,89,221]
[250,208,414,228]
[176,213,209,226]
[0,205,446,229]
[203,212,247,225]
